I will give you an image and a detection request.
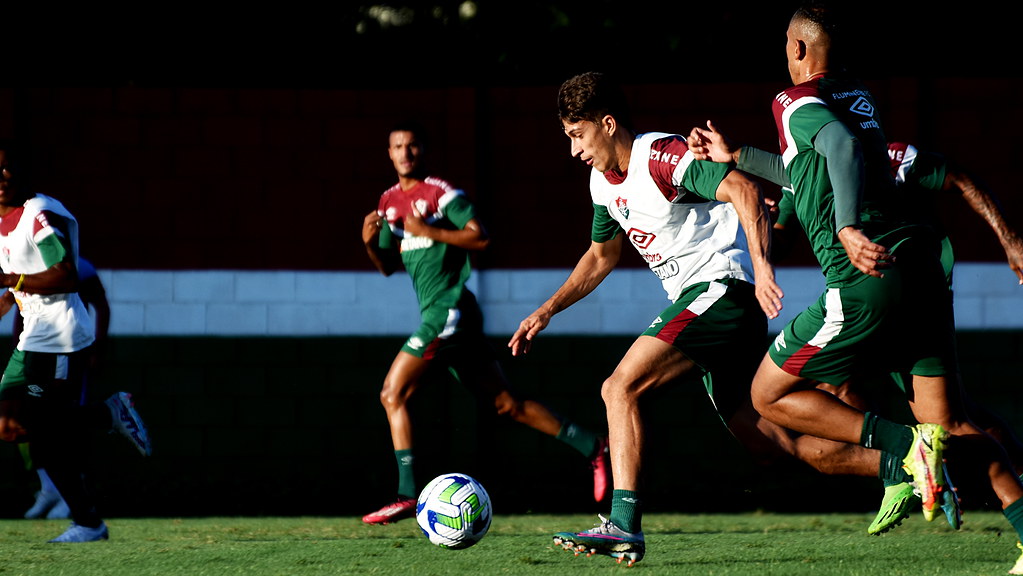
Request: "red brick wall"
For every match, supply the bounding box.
[3,78,1019,271]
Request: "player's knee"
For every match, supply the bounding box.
[378,386,406,411]
[749,386,776,416]
[600,376,638,406]
[0,418,25,443]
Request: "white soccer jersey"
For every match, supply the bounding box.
[0,194,95,353]
[589,132,754,302]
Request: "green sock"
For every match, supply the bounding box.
[395,449,415,499]
[860,412,914,456]
[880,451,912,486]
[556,422,601,459]
[1004,497,1023,543]
[610,489,642,534]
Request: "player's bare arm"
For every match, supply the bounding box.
[837,226,892,278]
[714,171,783,318]
[509,236,622,356]
[0,290,13,319]
[404,205,491,252]
[2,258,79,297]
[947,168,1023,284]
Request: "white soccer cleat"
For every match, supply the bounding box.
[105,392,152,457]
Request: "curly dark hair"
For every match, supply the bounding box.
[557,72,633,131]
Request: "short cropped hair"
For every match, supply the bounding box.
[388,120,427,146]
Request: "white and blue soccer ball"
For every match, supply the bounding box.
[416,472,492,549]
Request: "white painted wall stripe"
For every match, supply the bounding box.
[0,265,1015,337]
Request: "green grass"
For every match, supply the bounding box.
[1,512,1020,576]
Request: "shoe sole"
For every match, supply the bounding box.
[868,491,916,535]
[362,505,415,525]
[553,534,645,566]
[111,393,152,457]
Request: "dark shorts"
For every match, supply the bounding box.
[0,348,89,404]
[643,279,767,422]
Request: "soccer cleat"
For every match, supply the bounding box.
[590,437,611,502]
[24,490,63,520]
[105,392,152,457]
[902,423,948,522]
[48,522,109,543]
[1011,542,1023,575]
[939,462,961,530]
[867,482,918,535]
[362,497,416,525]
[46,498,71,520]
[552,515,645,566]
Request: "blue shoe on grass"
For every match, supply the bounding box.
[49,522,109,543]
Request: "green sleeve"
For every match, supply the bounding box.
[38,232,69,269]
[676,160,731,201]
[775,189,799,229]
[591,203,621,243]
[737,146,789,187]
[378,219,394,250]
[443,194,477,229]
[905,151,947,191]
[813,120,863,231]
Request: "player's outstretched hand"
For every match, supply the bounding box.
[687,120,738,164]
[508,311,551,356]
[838,226,893,278]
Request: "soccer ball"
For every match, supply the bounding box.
[416,473,492,549]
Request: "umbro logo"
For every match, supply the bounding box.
[773,332,787,351]
[849,96,874,118]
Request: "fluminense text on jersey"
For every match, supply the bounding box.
[652,259,680,280]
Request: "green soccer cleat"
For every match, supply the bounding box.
[553,515,645,566]
[868,482,919,535]
[902,423,948,522]
[1010,542,1023,575]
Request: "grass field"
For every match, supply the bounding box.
[1,511,1020,576]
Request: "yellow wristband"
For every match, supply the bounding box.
[12,274,24,291]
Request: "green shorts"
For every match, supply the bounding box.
[642,279,767,422]
[769,237,957,386]
[401,289,496,368]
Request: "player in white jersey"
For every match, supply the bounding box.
[0,142,151,543]
[508,71,792,566]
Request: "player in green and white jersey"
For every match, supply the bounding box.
[360,122,612,525]
[689,3,1023,571]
